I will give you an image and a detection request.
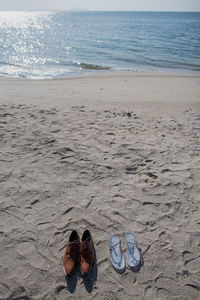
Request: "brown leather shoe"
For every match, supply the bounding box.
[63,230,80,277]
[80,230,95,276]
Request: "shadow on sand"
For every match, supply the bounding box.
[82,251,98,293]
[65,248,98,293]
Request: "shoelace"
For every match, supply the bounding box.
[66,241,78,259]
[83,242,88,252]
[82,237,90,249]
[81,238,91,263]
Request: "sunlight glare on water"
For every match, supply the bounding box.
[0,11,60,78]
[0,10,53,29]
[0,11,199,79]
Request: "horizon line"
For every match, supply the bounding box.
[0,9,200,13]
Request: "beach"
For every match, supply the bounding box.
[0,72,200,299]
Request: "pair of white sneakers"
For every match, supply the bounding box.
[108,233,141,271]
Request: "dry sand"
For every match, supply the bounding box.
[0,72,200,300]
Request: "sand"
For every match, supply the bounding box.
[0,72,200,300]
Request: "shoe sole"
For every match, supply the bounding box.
[125,232,141,268]
[109,235,125,271]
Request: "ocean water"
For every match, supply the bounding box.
[0,11,200,79]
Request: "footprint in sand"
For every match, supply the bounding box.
[0,282,11,300]
[184,255,200,272]
[182,250,200,274]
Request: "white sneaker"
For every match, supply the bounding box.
[125,233,141,268]
[108,235,125,271]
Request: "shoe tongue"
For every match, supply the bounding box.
[82,238,90,250]
[69,240,77,245]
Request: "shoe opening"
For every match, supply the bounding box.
[82,230,91,242]
[69,230,78,242]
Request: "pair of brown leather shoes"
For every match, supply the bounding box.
[63,230,95,277]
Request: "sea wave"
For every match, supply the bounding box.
[77,62,111,70]
[0,63,75,79]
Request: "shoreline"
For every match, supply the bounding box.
[0,68,200,81]
[1,70,199,81]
